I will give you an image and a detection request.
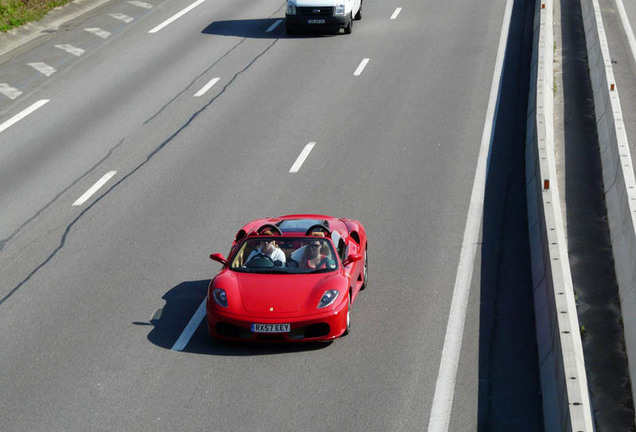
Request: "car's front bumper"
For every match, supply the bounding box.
[207,301,348,342]
[285,14,349,30]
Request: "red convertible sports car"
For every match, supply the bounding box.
[207,214,368,342]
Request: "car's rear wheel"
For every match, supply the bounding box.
[361,246,368,290]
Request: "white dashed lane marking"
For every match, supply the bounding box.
[28,62,57,77]
[353,58,369,76]
[128,0,153,9]
[194,77,220,97]
[85,28,112,39]
[110,13,134,23]
[391,8,402,20]
[171,299,207,351]
[148,0,206,33]
[289,142,315,173]
[0,99,49,134]
[55,44,85,56]
[72,171,117,206]
[0,83,23,100]
[266,19,283,32]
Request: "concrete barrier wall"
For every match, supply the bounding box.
[525,0,595,430]
[580,0,636,408]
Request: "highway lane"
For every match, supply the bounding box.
[0,0,532,430]
[597,0,636,160]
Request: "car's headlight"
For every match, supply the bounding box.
[286,1,296,15]
[212,288,228,307]
[335,3,345,15]
[318,289,339,308]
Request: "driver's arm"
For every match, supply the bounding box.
[245,250,258,263]
[274,248,286,263]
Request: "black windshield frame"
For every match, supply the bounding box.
[229,236,339,274]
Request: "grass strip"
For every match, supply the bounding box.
[1,0,73,33]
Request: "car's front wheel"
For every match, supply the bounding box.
[344,13,353,34]
[343,294,351,336]
[361,246,368,290]
[354,2,362,20]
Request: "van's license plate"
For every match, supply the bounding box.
[308,19,325,24]
[251,323,290,333]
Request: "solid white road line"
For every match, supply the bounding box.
[0,83,23,100]
[55,44,85,56]
[194,77,220,97]
[426,0,513,431]
[0,99,49,134]
[354,58,370,76]
[615,0,636,66]
[72,171,117,206]
[149,0,207,33]
[266,19,283,32]
[171,298,207,351]
[28,62,57,77]
[391,7,402,20]
[110,13,134,23]
[289,142,316,173]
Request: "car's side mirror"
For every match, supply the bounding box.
[210,253,229,266]
[342,253,362,267]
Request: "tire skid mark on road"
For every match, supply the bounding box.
[72,171,117,206]
[0,138,126,302]
[143,37,248,124]
[0,39,280,307]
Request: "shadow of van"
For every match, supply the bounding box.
[202,18,337,38]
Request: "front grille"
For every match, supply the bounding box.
[216,322,251,339]
[297,6,333,17]
[256,334,286,341]
[289,323,330,339]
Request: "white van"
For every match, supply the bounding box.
[285,0,362,34]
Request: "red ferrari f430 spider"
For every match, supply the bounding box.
[207,214,368,342]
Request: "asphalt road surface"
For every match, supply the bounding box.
[0,0,542,430]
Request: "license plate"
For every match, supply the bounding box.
[251,323,290,333]
[307,19,325,24]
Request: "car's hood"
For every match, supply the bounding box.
[292,0,339,7]
[236,272,340,313]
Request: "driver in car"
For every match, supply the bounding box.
[245,233,286,267]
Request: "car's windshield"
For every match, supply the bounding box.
[230,236,338,274]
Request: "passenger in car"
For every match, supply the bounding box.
[299,239,332,269]
[290,231,325,265]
